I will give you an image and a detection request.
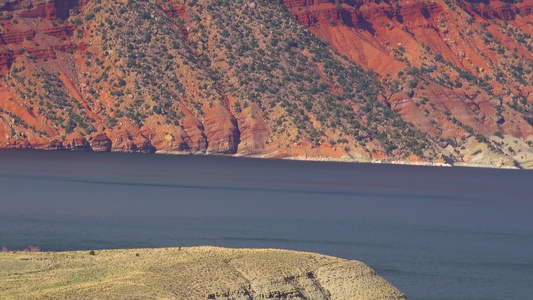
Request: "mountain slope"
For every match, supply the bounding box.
[281,0,533,167]
[0,0,532,167]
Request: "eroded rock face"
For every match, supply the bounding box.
[46,138,64,150]
[65,132,90,150]
[89,132,111,152]
[108,126,155,153]
[204,103,241,154]
[0,0,83,20]
[141,123,193,152]
[236,103,270,155]
[181,115,209,153]
[0,0,85,74]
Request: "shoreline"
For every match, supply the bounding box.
[1,147,528,170]
[155,149,527,170]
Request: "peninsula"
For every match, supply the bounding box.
[0,246,406,299]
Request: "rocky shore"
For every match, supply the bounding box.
[0,246,406,299]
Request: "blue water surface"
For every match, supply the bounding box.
[1,149,532,299]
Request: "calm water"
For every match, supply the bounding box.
[0,150,532,299]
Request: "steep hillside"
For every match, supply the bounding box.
[1,0,532,167]
[281,0,533,167]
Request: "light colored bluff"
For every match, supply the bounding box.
[0,246,407,299]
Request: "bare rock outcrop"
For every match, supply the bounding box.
[204,103,241,154]
[89,132,112,152]
[108,126,155,153]
[236,104,270,155]
[65,132,90,150]
[141,123,194,153]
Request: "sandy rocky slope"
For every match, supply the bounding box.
[0,246,407,299]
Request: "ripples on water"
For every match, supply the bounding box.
[1,149,532,300]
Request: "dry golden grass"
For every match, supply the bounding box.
[0,246,406,299]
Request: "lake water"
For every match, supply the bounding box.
[0,149,532,299]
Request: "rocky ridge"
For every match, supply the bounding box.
[0,0,532,168]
